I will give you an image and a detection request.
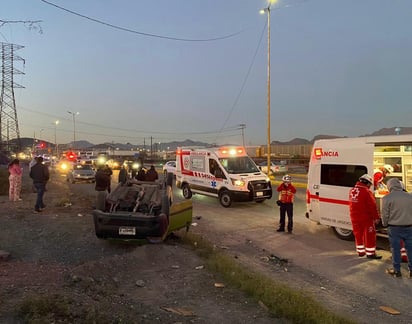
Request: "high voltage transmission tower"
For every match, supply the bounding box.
[0,42,24,153]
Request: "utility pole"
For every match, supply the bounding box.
[239,124,246,147]
[0,42,24,152]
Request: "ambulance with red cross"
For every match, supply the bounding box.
[175,146,272,207]
[305,134,412,240]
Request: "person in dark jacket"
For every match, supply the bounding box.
[29,156,50,213]
[136,168,146,181]
[118,164,128,185]
[145,165,158,182]
[95,166,111,211]
[95,166,111,192]
[103,164,113,193]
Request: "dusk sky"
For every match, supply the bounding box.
[1,0,411,147]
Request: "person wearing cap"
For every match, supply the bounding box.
[276,174,296,234]
[381,178,412,278]
[349,174,382,259]
[373,164,393,191]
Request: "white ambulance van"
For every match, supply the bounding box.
[306,135,412,240]
[175,146,272,207]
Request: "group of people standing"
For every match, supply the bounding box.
[274,166,412,279]
[8,156,49,213]
[349,168,412,278]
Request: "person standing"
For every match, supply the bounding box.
[8,159,23,201]
[29,156,49,213]
[349,174,381,259]
[95,166,111,211]
[276,175,296,234]
[103,164,113,193]
[381,178,412,278]
[145,165,159,182]
[118,164,128,185]
[136,167,146,181]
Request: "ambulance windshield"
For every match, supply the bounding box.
[219,156,260,174]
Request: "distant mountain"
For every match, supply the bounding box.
[272,138,311,145]
[310,135,345,143]
[362,127,412,137]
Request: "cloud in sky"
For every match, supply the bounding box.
[1,0,411,146]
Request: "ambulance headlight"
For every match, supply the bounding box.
[231,178,245,187]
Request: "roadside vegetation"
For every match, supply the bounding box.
[183,232,355,324]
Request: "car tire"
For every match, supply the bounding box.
[332,227,354,241]
[219,190,232,208]
[182,183,192,199]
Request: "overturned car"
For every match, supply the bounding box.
[92,174,192,242]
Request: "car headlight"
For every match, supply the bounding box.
[231,178,245,187]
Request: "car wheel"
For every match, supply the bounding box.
[332,227,354,241]
[182,183,192,199]
[219,190,232,208]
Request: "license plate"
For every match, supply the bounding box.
[256,191,263,197]
[119,227,136,235]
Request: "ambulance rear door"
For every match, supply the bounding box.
[314,140,374,238]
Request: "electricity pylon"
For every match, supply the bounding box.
[0,42,24,152]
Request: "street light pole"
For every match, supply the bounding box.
[67,111,79,150]
[260,1,276,176]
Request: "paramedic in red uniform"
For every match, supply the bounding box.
[373,164,393,190]
[276,175,296,234]
[349,174,382,259]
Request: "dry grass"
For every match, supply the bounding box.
[183,232,355,324]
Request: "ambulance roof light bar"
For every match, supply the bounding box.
[219,146,244,155]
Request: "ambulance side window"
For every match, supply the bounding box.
[320,164,367,187]
[209,159,226,179]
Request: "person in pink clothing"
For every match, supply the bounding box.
[8,159,23,201]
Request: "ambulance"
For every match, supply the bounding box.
[305,134,412,240]
[175,146,272,207]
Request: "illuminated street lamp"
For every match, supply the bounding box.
[67,111,79,150]
[260,0,277,176]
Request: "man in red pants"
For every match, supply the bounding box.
[349,174,382,259]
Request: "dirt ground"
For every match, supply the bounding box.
[0,169,284,323]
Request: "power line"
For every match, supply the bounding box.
[17,105,242,138]
[39,0,243,42]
